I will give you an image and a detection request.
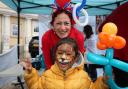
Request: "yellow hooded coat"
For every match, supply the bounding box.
[24,55,109,89]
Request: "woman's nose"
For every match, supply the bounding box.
[60,24,66,30]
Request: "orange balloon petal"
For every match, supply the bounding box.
[97,41,107,50]
[113,36,126,49]
[98,32,109,44]
[102,22,118,35]
[106,35,116,48]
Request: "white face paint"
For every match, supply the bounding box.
[58,58,70,63]
[56,43,76,72]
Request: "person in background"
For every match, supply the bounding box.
[41,9,85,69]
[29,36,39,58]
[83,25,105,81]
[20,37,109,89]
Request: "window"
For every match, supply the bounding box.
[11,24,18,37]
[34,27,39,32]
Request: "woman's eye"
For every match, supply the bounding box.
[64,22,70,25]
[56,22,70,25]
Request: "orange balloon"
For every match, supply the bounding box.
[98,32,109,44]
[113,36,126,49]
[106,34,116,48]
[102,22,118,35]
[97,41,107,50]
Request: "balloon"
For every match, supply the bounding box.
[97,41,107,50]
[87,52,109,65]
[113,36,126,49]
[55,0,71,8]
[104,65,113,77]
[106,34,115,48]
[104,65,120,89]
[73,3,88,26]
[106,48,113,59]
[76,0,86,14]
[102,22,118,35]
[98,32,109,44]
[87,48,128,89]
[98,32,126,49]
[92,22,127,89]
[110,59,128,72]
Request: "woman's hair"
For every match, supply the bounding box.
[50,9,73,26]
[52,37,79,63]
[83,25,93,39]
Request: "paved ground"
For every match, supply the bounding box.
[0,82,28,89]
[0,67,45,89]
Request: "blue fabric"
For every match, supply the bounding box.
[31,54,46,70]
[39,54,46,69]
[1,0,128,16]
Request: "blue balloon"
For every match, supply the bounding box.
[106,48,113,59]
[87,48,128,89]
[104,65,118,89]
[87,52,109,65]
[110,59,128,72]
[104,65,113,77]
[76,0,86,16]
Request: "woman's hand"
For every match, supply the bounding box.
[20,57,32,74]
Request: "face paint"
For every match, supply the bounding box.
[56,43,76,72]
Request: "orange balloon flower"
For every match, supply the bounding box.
[97,41,107,50]
[98,32,109,44]
[106,34,116,48]
[113,36,126,49]
[102,22,118,35]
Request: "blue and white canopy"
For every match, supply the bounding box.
[1,0,128,15]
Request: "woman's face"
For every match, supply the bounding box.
[56,43,76,72]
[53,13,71,38]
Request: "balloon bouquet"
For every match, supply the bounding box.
[87,22,128,89]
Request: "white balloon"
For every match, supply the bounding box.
[73,3,88,26]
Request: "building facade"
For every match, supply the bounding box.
[0,2,39,55]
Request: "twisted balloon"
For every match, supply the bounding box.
[87,22,128,89]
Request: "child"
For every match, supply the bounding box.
[20,37,109,89]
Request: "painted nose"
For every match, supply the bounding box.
[62,53,66,59]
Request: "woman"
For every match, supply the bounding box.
[42,9,85,69]
[83,25,105,81]
[21,37,109,89]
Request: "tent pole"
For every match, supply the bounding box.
[17,1,24,89]
[17,0,21,63]
[17,3,20,63]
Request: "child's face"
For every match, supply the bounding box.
[56,43,76,72]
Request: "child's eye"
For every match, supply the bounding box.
[57,52,63,54]
[56,22,62,25]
